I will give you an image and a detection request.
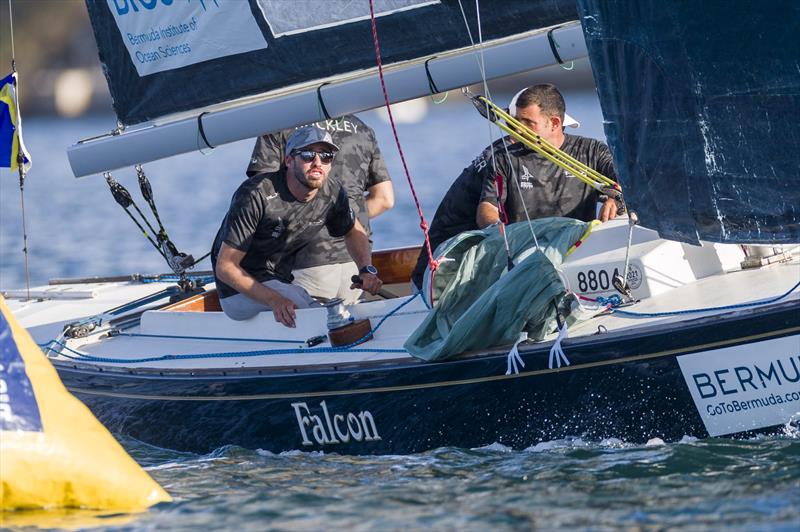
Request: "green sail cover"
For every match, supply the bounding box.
[405,218,590,361]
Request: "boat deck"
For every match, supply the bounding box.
[10,257,797,372]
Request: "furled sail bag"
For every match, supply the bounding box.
[406,218,592,361]
[0,296,171,511]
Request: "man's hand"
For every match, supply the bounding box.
[351,272,383,295]
[599,197,619,222]
[268,293,298,328]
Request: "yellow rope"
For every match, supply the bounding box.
[477,96,619,191]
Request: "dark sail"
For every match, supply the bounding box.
[87,0,577,126]
[577,0,800,244]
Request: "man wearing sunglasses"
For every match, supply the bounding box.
[246,115,394,304]
[212,126,383,328]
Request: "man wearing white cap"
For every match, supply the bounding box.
[411,84,616,289]
[476,83,619,227]
[212,126,383,327]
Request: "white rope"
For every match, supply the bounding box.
[8,0,16,63]
[497,135,541,250]
[361,309,429,321]
[548,322,571,369]
[456,0,515,260]
[505,332,528,375]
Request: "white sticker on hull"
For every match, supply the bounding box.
[677,335,800,436]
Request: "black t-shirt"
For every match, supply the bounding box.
[481,134,617,223]
[410,138,511,288]
[246,115,391,267]
[410,134,616,288]
[212,171,355,299]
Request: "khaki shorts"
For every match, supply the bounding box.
[292,262,363,305]
[219,279,319,321]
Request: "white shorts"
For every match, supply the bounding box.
[292,262,363,305]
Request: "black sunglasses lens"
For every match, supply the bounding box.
[296,150,334,164]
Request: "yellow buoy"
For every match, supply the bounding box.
[0,296,172,512]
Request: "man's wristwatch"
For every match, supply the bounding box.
[359,264,378,275]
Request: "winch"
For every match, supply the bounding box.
[323,298,373,347]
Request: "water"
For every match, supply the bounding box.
[3,89,799,529]
[8,434,798,530]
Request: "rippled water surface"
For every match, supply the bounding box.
[8,434,798,531]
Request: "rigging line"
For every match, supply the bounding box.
[7,0,15,67]
[471,0,513,262]
[18,165,30,300]
[368,0,437,274]
[497,138,541,250]
[105,172,169,249]
[456,0,515,266]
[456,0,497,170]
[105,173,169,260]
[8,2,30,299]
[136,165,168,234]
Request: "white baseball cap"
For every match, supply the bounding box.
[508,88,580,128]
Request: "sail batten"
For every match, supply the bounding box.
[68,21,586,177]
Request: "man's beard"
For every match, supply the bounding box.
[292,163,325,190]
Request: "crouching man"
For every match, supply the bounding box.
[212,126,382,328]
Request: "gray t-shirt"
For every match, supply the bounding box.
[212,171,355,299]
[246,115,391,267]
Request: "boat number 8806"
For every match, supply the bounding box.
[576,268,622,292]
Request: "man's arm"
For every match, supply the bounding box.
[365,181,394,218]
[593,141,620,222]
[215,243,299,327]
[343,219,383,294]
[246,133,286,177]
[364,133,394,218]
[476,201,501,228]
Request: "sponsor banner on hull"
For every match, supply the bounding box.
[108,0,268,77]
[678,335,800,436]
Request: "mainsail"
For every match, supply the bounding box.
[70,0,583,176]
[577,0,800,244]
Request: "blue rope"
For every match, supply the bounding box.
[596,294,623,307]
[611,279,800,318]
[47,294,421,364]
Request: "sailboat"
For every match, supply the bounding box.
[4,0,799,454]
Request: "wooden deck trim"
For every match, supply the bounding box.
[162,289,222,312]
[373,245,420,285]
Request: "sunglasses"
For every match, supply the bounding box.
[292,150,335,164]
